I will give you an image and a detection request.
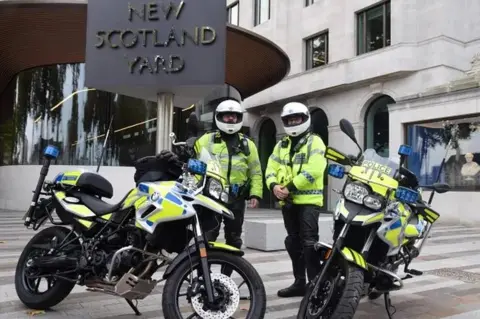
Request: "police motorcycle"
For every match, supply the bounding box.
[16,132,267,318]
[297,119,450,319]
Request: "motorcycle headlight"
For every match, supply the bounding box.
[343,182,369,204]
[220,192,229,203]
[207,179,223,200]
[363,195,384,211]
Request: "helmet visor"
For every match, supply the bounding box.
[216,112,243,124]
[282,113,308,127]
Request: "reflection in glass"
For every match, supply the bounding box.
[306,32,328,70]
[228,2,239,26]
[0,63,158,167]
[357,1,391,55]
[406,116,480,191]
[254,0,270,26]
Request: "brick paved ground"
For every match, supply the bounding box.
[1,210,480,318]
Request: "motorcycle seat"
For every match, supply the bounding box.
[75,172,114,199]
[71,191,128,215]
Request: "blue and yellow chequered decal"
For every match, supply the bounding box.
[55,171,83,186]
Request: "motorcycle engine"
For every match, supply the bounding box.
[84,226,147,280]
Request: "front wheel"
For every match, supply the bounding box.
[162,250,267,319]
[297,261,364,319]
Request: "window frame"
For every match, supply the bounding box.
[254,0,271,26]
[404,114,480,192]
[227,1,240,26]
[305,30,329,70]
[356,0,391,55]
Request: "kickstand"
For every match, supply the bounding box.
[384,293,396,319]
[125,299,142,316]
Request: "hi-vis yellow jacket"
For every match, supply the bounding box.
[265,133,327,207]
[194,131,263,200]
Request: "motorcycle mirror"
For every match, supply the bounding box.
[339,119,362,153]
[432,182,451,194]
[169,132,176,143]
[339,119,357,143]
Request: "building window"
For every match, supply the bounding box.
[0,63,158,167]
[305,0,317,6]
[406,115,480,191]
[357,1,391,55]
[306,32,329,70]
[254,0,270,26]
[227,2,239,26]
[364,95,394,158]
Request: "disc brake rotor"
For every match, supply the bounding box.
[191,273,240,319]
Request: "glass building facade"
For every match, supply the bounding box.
[0,63,195,167]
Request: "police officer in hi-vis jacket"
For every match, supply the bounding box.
[194,99,263,252]
[265,102,327,298]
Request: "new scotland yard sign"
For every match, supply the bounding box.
[85,0,227,104]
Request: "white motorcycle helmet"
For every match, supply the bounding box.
[215,99,244,134]
[281,102,311,137]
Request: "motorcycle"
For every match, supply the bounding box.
[15,133,266,319]
[297,119,450,319]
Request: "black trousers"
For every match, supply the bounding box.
[282,203,322,282]
[206,200,246,249]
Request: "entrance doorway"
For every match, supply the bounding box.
[258,118,277,209]
[310,108,329,210]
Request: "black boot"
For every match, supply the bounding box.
[277,279,307,298]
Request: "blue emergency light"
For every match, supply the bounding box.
[395,186,419,204]
[187,159,207,176]
[398,144,412,157]
[43,145,59,159]
[328,164,345,179]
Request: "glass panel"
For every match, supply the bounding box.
[255,0,270,25]
[357,13,365,54]
[385,2,391,47]
[108,94,157,166]
[406,116,480,191]
[0,63,158,167]
[307,33,328,69]
[228,3,239,25]
[365,4,385,52]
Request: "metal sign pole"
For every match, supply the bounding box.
[156,93,175,152]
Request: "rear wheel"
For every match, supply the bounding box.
[15,226,78,310]
[297,260,364,319]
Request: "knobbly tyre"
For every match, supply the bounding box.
[15,133,266,319]
[297,119,451,319]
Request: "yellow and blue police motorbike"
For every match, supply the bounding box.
[15,133,266,319]
[297,119,450,319]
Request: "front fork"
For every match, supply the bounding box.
[310,223,351,301]
[192,214,216,304]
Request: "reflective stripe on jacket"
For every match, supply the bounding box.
[194,131,263,199]
[265,133,327,207]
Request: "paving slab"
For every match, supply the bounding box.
[0,210,479,318]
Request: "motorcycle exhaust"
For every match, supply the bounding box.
[32,256,77,270]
